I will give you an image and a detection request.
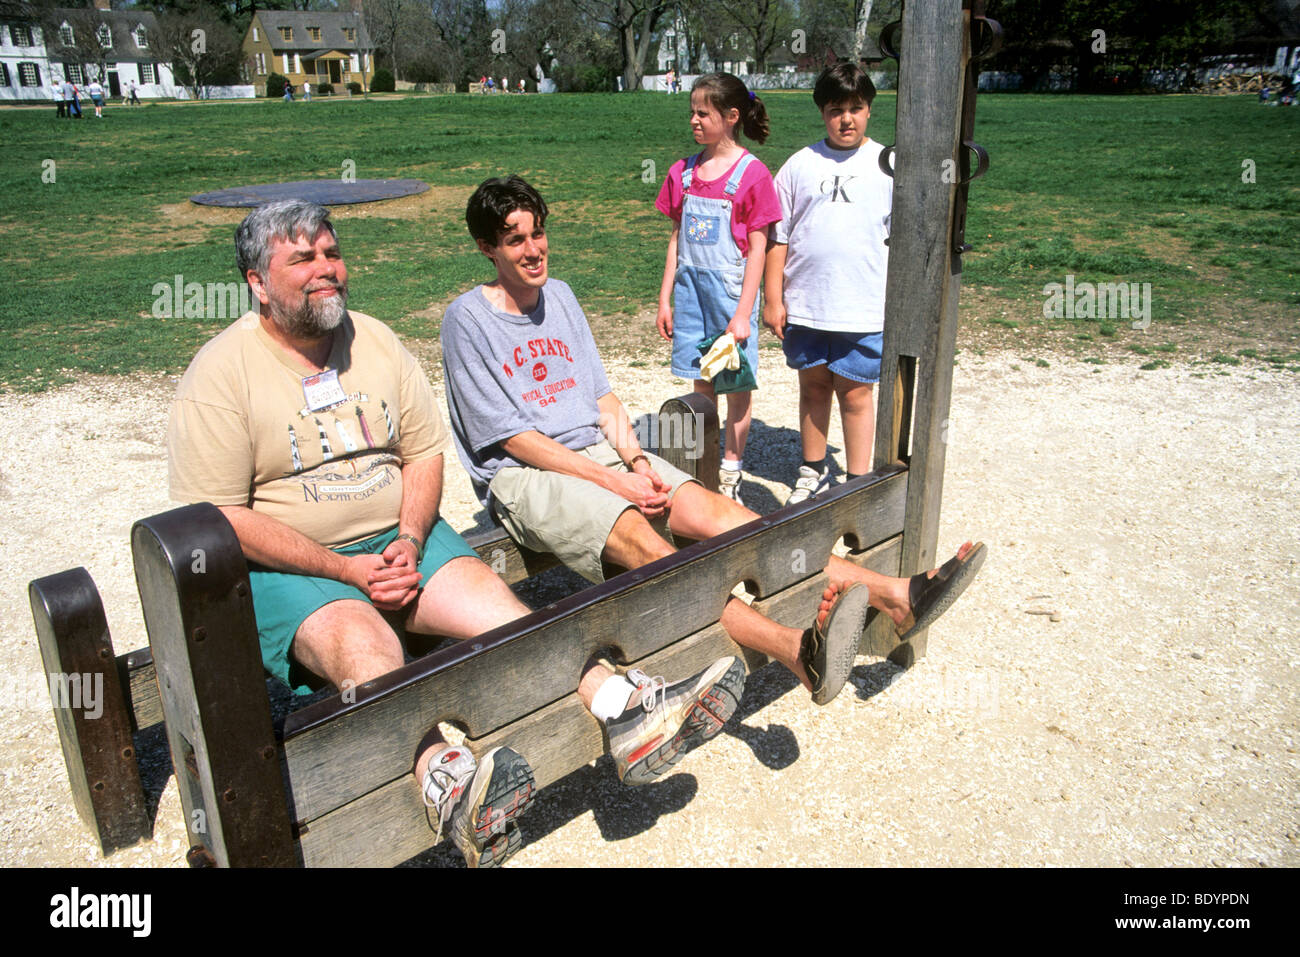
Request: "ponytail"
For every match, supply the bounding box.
[741,92,770,144]
[692,72,770,145]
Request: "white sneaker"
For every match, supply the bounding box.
[718,467,744,506]
[422,745,535,867]
[785,463,832,506]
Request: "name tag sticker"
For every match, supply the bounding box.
[302,369,347,412]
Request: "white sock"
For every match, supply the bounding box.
[591,674,637,722]
[721,459,742,472]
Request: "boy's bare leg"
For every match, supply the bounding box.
[823,544,977,627]
[797,365,835,463]
[606,502,861,689]
[666,482,975,629]
[834,375,875,477]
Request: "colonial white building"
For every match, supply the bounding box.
[0,0,179,103]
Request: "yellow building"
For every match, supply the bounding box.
[243,4,374,95]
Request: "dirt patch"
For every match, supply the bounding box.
[956,285,1299,369]
[156,201,248,229]
[154,185,472,230]
[328,185,471,222]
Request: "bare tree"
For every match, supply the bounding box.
[669,0,732,73]
[851,0,872,61]
[368,0,409,79]
[715,0,795,71]
[423,0,491,88]
[574,0,669,91]
[157,12,242,99]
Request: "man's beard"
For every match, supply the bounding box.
[268,280,348,338]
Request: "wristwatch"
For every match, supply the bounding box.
[628,454,650,469]
[395,532,424,560]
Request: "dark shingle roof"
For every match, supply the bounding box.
[253,11,371,52]
[44,9,162,64]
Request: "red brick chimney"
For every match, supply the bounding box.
[93,0,111,9]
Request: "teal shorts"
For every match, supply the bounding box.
[248,518,477,695]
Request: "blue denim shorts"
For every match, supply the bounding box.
[783,325,883,384]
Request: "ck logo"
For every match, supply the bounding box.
[820,175,856,202]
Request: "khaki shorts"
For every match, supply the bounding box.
[488,440,700,583]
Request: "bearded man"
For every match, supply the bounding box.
[166,200,548,866]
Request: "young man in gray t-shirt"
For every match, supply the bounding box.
[443,176,983,739]
[442,177,748,791]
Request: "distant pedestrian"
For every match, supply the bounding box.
[283,83,294,102]
[304,81,312,101]
[518,78,525,93]
[666,69,675,94]
[128,80,140,105]
[88,79,105,118]
[69,83,82,118]
[54,79,65,117]
[63,80,76,118]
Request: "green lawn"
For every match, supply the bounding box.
[1,91,1297,390]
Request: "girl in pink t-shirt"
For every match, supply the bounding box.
[655,73,781,505]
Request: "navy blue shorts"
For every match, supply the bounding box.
[783,325,883,384]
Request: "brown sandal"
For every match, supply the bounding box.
[801,582,872,705]
[896,542,987,641]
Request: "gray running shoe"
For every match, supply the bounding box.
[423,745,536,868]
[785,462,832,506]
[607,656,746,785]
[718,467,745,507]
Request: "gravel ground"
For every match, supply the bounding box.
[1,349,1296,867]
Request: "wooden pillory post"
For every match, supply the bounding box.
[30,1,995,866]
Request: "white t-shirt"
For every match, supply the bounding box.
[772,138,891,333]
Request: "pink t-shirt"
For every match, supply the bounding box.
[655,152,782,256]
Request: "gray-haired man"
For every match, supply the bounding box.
[167,200,742,866]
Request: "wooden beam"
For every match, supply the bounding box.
[281,467,906,824]
[656,393,720,493]
[132,504,298,867]
[873,0,973,659]
[295,537,902,868]
[29,568,150,855]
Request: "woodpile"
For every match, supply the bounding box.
[1201,71,1288,94]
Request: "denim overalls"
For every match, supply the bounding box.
[670,152,761,387]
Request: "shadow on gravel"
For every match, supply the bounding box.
[401,659,815,867]
[721,661,803,769]
[402,762,700,868]
[743,419,843,504]
[849,659,907,702]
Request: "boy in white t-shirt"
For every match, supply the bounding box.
[763,62,890,505]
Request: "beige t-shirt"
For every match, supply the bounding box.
[168,310,449,548]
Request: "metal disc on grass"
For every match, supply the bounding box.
[190,179,429,208]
